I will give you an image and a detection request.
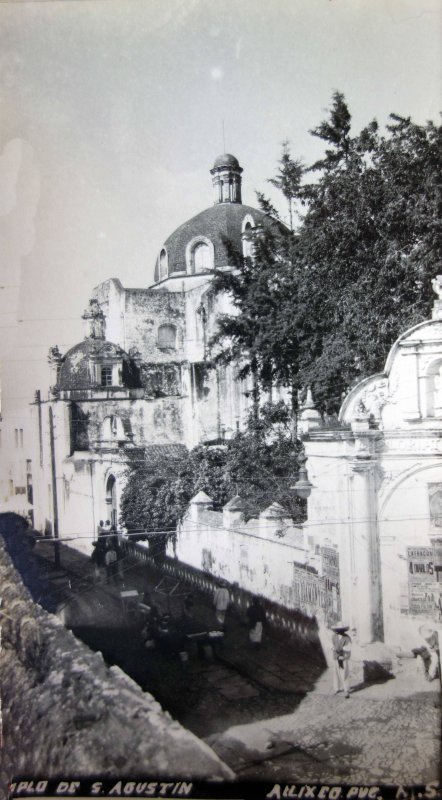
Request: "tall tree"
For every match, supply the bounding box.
[268,140,304,231]
[211,94,442,414]
[298,106,441,410]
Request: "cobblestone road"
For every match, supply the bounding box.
[207,661,441,784]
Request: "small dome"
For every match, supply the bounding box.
[212,153,240,169]
[57,339,139,391]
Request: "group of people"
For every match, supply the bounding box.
[213,579,266,647]
[218,585,354,696]
[331,618,442,696]
[90,519,123,584]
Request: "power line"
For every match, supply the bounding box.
[30,510,441,542]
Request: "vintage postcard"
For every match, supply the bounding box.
[0,1,441,799]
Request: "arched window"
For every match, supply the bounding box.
[193,242,211,272]
[158,323,177,349]
[105,474,117,527]
[159,248,168,280]
[242,221,253,258]
[186,236,214,274]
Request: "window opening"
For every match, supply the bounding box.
[193,242,211,272]
[158,324,177,349]
[243,222,253,258]
[100,366,113,387]
[159,249,168,280]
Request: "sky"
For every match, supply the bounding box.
[0,0,441,412]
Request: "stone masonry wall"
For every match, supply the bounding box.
[0,536,232,798]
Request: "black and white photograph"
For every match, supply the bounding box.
[0,1,441,798]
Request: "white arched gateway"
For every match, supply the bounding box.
[302,280,442,655]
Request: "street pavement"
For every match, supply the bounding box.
[206,659,441,785]
[17,536,442,785]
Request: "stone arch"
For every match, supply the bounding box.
[377,461,442,646]
[185,236,214,274]
[105,473,118,527]
[242,215,255,259]
[379,460,442,518]
[158,247,168,280]
[241,213,255,232]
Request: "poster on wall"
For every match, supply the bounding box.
[407,547,438,616]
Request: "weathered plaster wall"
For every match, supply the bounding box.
[74,396,185,449]
[124,289,186,363]
[303,311,442,652]
[0,535,232,795]
[378,457,442,648]
[170,500,336,620]
[92,279,187,365]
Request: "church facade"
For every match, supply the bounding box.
[30,155,268,551]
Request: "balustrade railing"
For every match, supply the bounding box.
[120,537,339,644]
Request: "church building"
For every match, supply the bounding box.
[30,155,270,551]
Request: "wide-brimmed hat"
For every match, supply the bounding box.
[331,620,349,632]
[419,623,437,641]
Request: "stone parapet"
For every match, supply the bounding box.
[0,534,233,789]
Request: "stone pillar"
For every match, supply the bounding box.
[223,495,245,529]
[299,387,322,435]
[400,341,421,421]
[350,461,376,644]
[259,502,290,537]
[188,490,213,522]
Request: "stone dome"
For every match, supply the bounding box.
[153,153,284,283]
[154,203,267,282]
[57,339,139,391]
[212,153,241,169]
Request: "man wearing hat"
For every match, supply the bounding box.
[331,621,352,698]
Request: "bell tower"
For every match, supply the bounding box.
[210,153,243,204]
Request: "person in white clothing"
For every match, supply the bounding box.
[213,580,230,626]
[331,620,352,698]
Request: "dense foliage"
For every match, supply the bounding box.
[119,402,304,536]
[212,93,442,413]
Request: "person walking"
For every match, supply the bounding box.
[213,580,230,626]
[247,597,266,647]
[91,540,106,583]
[419,624,440,681]
[331,620,352,698]
[104,542,119,584]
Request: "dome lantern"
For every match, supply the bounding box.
[210,153,243,205]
